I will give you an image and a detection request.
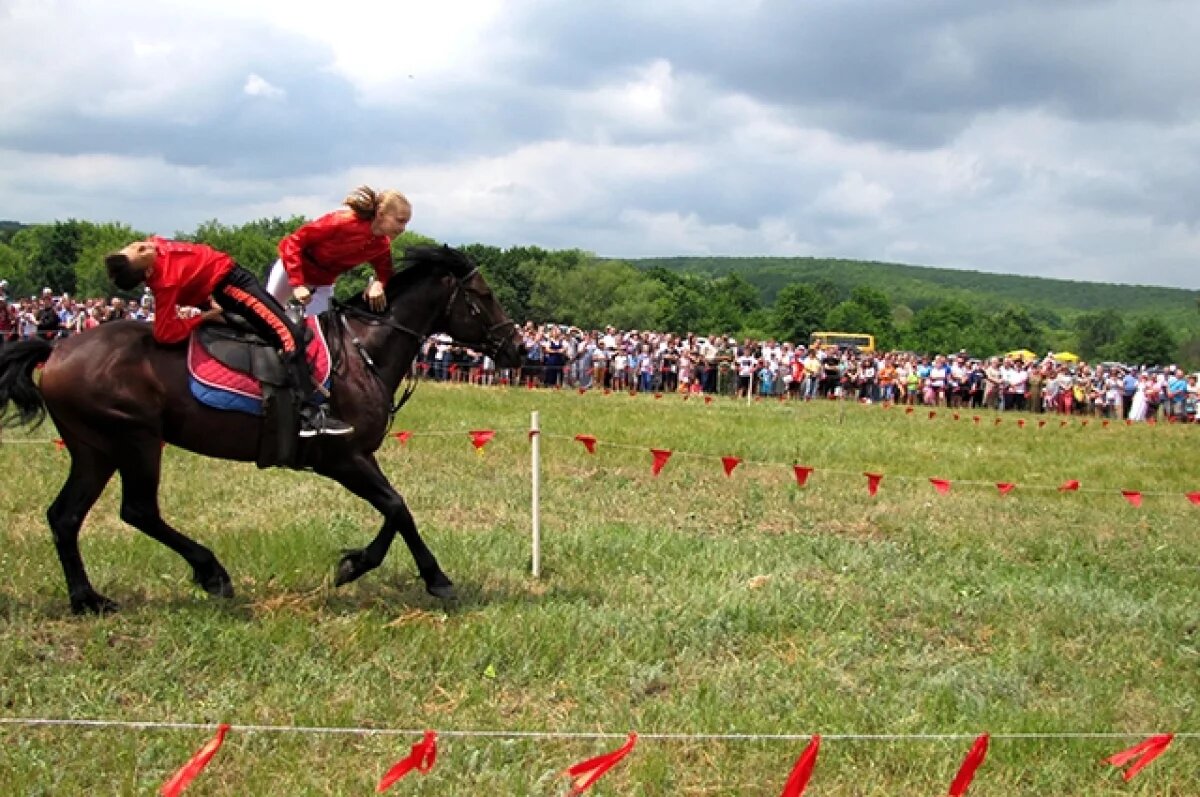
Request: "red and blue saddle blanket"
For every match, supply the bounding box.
[187,316,332,415]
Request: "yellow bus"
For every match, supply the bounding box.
[810,331,876,353]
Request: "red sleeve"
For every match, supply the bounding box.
[277,214,342,287]
[151,283,202,344]
[369,244,395,284]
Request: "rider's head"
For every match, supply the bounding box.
[105,240,156,291]
[344,185,412,238]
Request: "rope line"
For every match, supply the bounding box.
[0,717,1193,742]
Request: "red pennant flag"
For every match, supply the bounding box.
[793,465,814,487]
[996,482,1016,496]
[928,410,937,420]
[1148,417,1157,425]
[1081,419,1089,427]
[565,733,637,795]
[574,434,597,454]
[1058,479,1080,492]
[377,730,437,792]
[993,417,1002,426]
[1125,418,1132,426]
[1038,420,1046,429]
[930,478,951,495]
[392,431,412,446]
[52,438,66,450]
[650,448,672,476]
[578,387,586,395]
[603,388,611,395]
[952,412,960,421]
[468,430,495,450]
[1060,420,1069,427]
[1104,733,1174,782]
[1017,419,1026,428]
[721,456,742,477]
[629,390,637,397]
[973,416,980,425]
[654,393,663,399]
[160,724,230,797]
[704,396,713,405]
[948,733,989,796]
[1187,491,1200,506]
[1102,420,1110,428]
[905,407,914,415]
[682,394,690,401]
[1121,490,1143,508]
[779,735,821,797]
[864,472,883,496]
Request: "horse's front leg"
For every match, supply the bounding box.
[317,454,454,598]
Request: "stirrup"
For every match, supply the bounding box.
[299,406,354,438]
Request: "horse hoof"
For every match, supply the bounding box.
[426,582,457,600]
[70,592,119,615]
[334,553,364,587]
[196,566,234,599]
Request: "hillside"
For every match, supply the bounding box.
[627,256,1198,319]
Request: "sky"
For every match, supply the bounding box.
[2,0,1200,288]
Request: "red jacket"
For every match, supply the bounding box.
[145,237,235,344]
[277,210,395,288]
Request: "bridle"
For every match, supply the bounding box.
[330,266,516,423]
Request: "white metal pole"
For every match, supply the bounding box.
[530,410,541,578]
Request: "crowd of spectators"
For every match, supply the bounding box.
[0,282,153,341]
[4,283,1196,424]
[418,322,1199,424]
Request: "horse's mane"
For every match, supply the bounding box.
[341,245,477,311]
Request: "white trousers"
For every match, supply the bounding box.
[266,259,334,316]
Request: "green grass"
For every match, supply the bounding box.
[1,385,1197,795]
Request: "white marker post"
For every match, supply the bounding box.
[530,410,541,578]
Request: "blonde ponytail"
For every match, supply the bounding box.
[344,185,380,220]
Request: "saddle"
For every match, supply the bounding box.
[187,313,329,470]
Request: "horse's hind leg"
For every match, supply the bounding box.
[47,447,117,614]
[115,441,234,601]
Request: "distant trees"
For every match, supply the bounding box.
[0,217,1194,367]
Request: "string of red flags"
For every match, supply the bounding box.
[160,723,229,797]
[779,735,820,796]
[377,730,437,792]
[373,428,1200,506]
[948,733,989,796]
[565,732,637,795]
[1104,733,1174,781]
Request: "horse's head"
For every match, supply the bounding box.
[403,246,524,368]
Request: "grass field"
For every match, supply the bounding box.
[1,384,1197,795]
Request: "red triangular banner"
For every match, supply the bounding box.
[650,449,672,476]
[972,416,980,425]
[779,734,821,796]
[948,733,989,796]
[1038,420,1047,428]
[1125,419,1132,426]
[994,417,1002,426]
[392,431,412,446]
[578,387,586,395]
[468,430,495,450]
[565,733,637,795]
[1060,420,1069,427]
[1121,490,1143,508]
[376,730,437,792]
[160,724,230,797]
[1017,419,1026,428]
[574,434,597,454]
[704,396,713,405]
[927,410,936,419]
[793,466,814,487]
[1058,479,1080,492]
[1081,419,1089,427]
[1187,491,1200,506]
[1104,733,1174,781]
[721,456,742,477]
[996,482,1016,496]
[1102,420,1110,428]
[953,412,960,421]
[905,407,914,415]
[864,472,883,496]
[654,393,663,400]
[930,478,951,495]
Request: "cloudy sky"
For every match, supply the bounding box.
[2,0,1199,288]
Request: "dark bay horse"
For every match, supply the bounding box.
[0,245,523,614]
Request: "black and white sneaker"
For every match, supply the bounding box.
[299,407,354,438]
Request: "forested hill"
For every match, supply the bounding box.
[626,256,1197,316]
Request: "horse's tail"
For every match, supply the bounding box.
[0,338,54,428]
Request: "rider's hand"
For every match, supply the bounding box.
[365,279,386,312]
[292,286,312,306]
[201,307,224,323]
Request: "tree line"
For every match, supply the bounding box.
[0,219,1194,367]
